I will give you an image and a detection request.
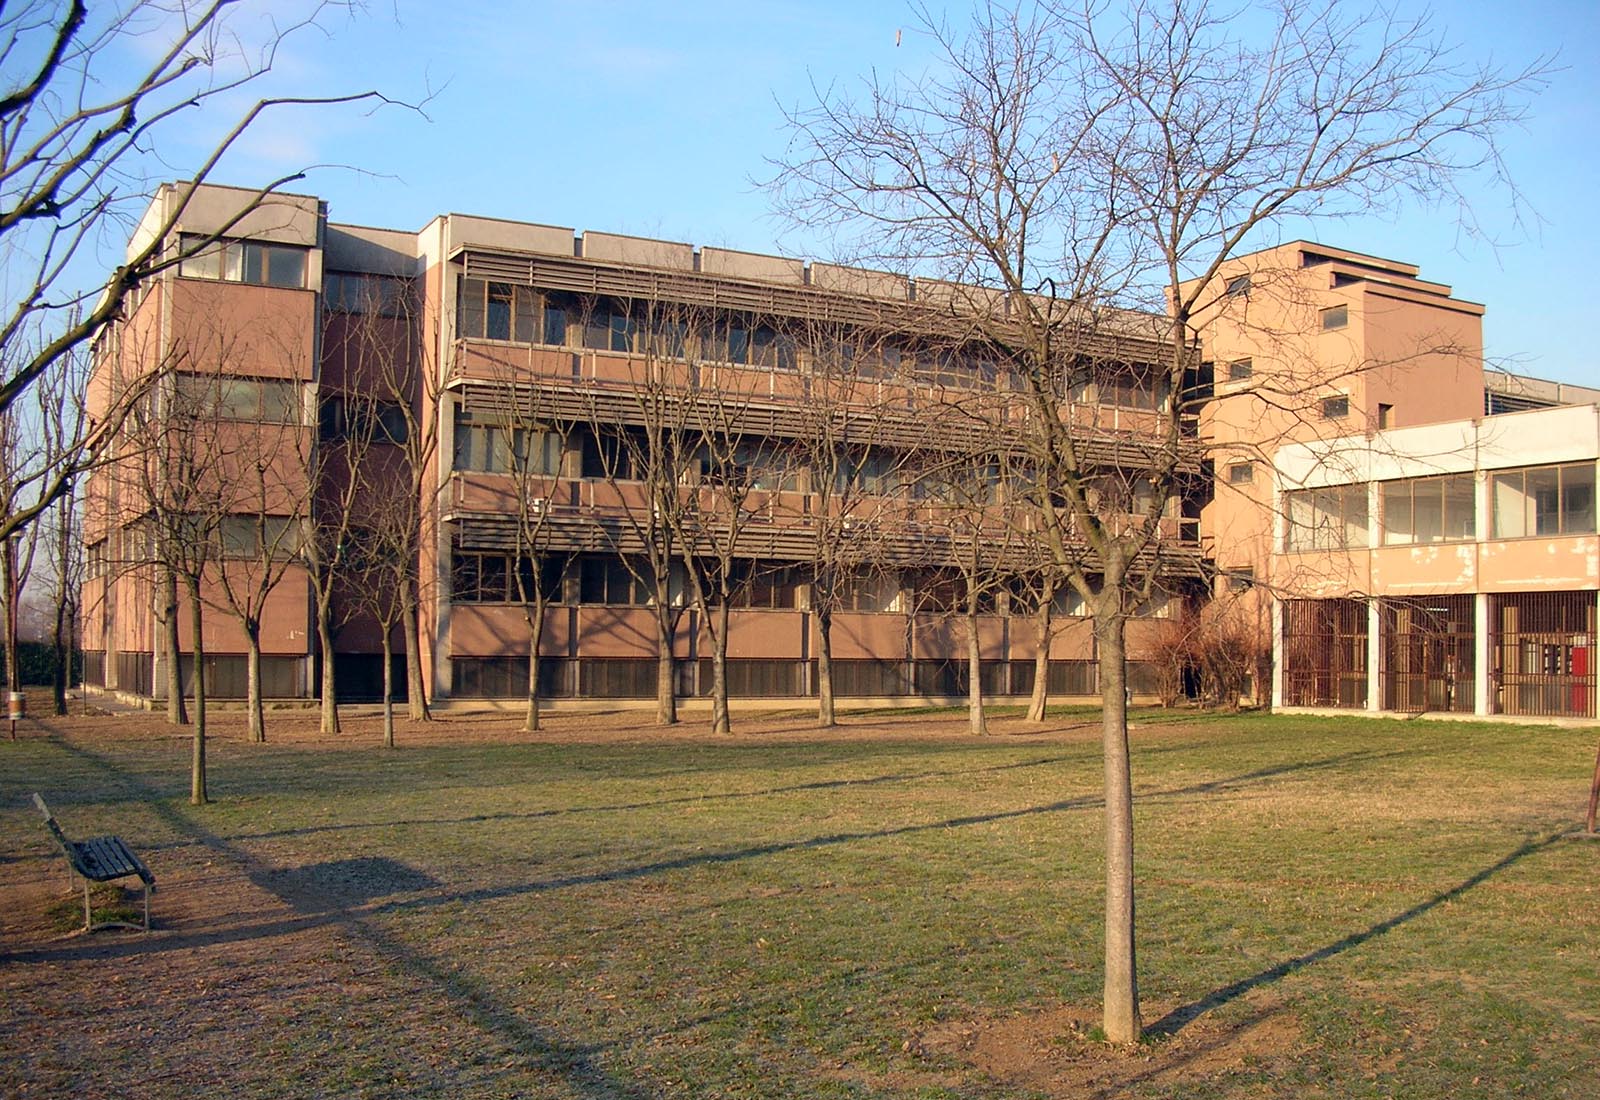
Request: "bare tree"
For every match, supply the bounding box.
[0,1,396,540]
[312,273,422,734]
[788,321,921,726]
[121,365,246,804]
[574,296,701,728]
[673,334,802,736]
[30,352,90,714]
[505,429,567,736]
[773,0,1542,1042]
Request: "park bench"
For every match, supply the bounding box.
[32,793,156,933]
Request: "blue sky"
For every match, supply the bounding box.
[117,0,1600,386]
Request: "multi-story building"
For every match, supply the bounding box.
[80,184,1598,720]
[1187,242,1600,720]
[81,184,1202,710]
[1271,404,1598,720]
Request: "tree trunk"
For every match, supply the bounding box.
[51,595,68,716]
[316,605,339,735]
[654,608,678,726]
[162,566,188,725]
[816,607,836,727]
[245,624,265,743]
[186,579,208,806]
[966,608,988,736]
[1027,599,1052,723]
[524,600,544,733]
[710,600,731,735]
[403,589,430,722]
[381,630,395,750]
[1096,611,1139,1043]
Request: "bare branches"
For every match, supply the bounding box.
[0,0,402,429]
[770,0,1544,1046]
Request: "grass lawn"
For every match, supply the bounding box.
[1,704,1596,1098]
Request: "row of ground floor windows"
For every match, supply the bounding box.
[1282,592,1597,718]
[82,652,1159,702]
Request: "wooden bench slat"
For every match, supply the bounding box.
[80,836,141,880]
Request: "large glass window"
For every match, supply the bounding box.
[179,236,307,288]
[458,277,552,342]
[217,516,303,558]
[452,409,563,475]
[453,552,565,604]
[1381,475,1475,544]
[836,571,901,612]
[578,556,654,605]
[1491,463,1596,538]
[1285,485,1368,551]
[174,374,302,423]
[723,440,797,492]
[835,448,900,496]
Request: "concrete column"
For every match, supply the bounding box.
[1474,592,1491,716]
[1366,598,1382,712]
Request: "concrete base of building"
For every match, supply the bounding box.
[1275,705,1598,729]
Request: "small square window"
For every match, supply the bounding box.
[1321,395,1349,419]
[1226,566,1254,593]
[1227,359,1253,382]
[1227,462,1255,484]
[1225,274,1251,298]
[1321,305,1348,330]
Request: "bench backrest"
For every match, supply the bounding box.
[33,793,69,847]
[33,793,89,876]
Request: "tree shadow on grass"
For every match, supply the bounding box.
[18,730,1422,1097]
[23,730,662,1100]
[1146,830,1568,1039]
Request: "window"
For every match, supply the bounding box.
[836,449,901,496]
[727,565,803,609]
[1226,566,1255,593]
[1491,463,1596,538]
[174,374,302,423]
[452,552,565,604]
[179,236,308,288]
[1227,359,1253,382]
[457,278,560,343]
[582,301,639,353]
[1135,591,1172,618]
[1227,462,1255,485]
[835,571,900,612]
[1377,403,1394,430]
[324,272,408,315]
[1321,395,1350,419]
[1285,485,1369,551]
[217,516,303,558]
[1381,475,1475,545]
[1225,274,1251,298]
[1100,370,1163,410]
[1051,585,1087,617]
[1321,305,1349,331]
[578,556,653,605]
[719,440,797,492]
[578,426,639,480]
[452,409,563,476]
[319,397,408,445]
[750,324,798,371]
